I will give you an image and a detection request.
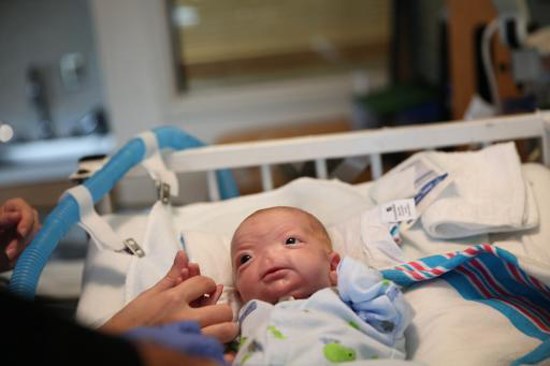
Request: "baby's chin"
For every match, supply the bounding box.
[256,287,315,304]
[241,277,326,304]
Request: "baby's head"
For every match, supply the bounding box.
[231,206,340,304]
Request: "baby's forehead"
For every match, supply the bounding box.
[242,208,312,234]
[232,207,307,240]
[248,206,310,222]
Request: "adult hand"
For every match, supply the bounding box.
[136,341,219,366]
[100,250,238,344]
[125,321,226,366]
[0,198,40,272]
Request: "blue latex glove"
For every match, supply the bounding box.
[124,320,227,365]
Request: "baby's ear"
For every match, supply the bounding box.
[328,251,341,286]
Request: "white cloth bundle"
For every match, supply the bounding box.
[421,142,538,239]
[369,142,538,240]
[125,201,181,303]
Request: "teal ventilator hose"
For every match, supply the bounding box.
[9,126,239,299]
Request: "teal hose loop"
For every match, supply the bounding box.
[9,195,80,299]
[153,126,239,199]
[9,126,238,299]
[216,170,239,199]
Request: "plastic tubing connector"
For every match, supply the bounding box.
[9,126,238,299]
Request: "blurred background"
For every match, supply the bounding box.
[1,0,549,216]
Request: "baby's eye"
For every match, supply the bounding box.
[285,237,299,246]
[238,254,252,266]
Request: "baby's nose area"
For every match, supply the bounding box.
[261,244,283,265]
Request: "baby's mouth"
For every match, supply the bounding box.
[262,267,288,281]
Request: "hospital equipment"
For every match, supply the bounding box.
[487,0,550,112]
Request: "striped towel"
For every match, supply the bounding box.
[382,244,550,365]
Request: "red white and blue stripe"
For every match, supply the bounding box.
[381,244,550,365]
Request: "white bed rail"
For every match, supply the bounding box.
[161,111,550,200]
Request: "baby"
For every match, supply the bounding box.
[230,206,413,365]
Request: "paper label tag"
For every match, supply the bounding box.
[380,199,417,223]
[401,172,451,229]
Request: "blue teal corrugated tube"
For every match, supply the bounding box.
[9,126,239,299]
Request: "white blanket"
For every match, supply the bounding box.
[421,142,539,239]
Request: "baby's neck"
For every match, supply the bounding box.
[277,295,295,303]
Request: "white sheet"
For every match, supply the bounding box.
[75,163,550,366]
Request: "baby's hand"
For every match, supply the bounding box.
[170,251,221,307]
[169,250,201,284]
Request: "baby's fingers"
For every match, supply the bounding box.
[188,262,201,277]
[152,251,191,292]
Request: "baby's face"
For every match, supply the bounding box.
[231,207,339,304]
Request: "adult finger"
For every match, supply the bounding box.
[224,352,236,365]
[0,212,21,228]
[171,275,218,303]
[187,303,234,328]
[17,206,37,238]
[21,209,40,248]
[2,198,34,237]
[209,284,223,305]
[195,284,223,307]
[5,238,22,262]
[202,321,239,344]
[31,208,41,234]
[2,198,26,212]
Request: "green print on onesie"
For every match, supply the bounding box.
[268,325,286,339]
[323,342,357,363]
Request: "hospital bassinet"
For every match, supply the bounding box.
[10,110,550,365]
